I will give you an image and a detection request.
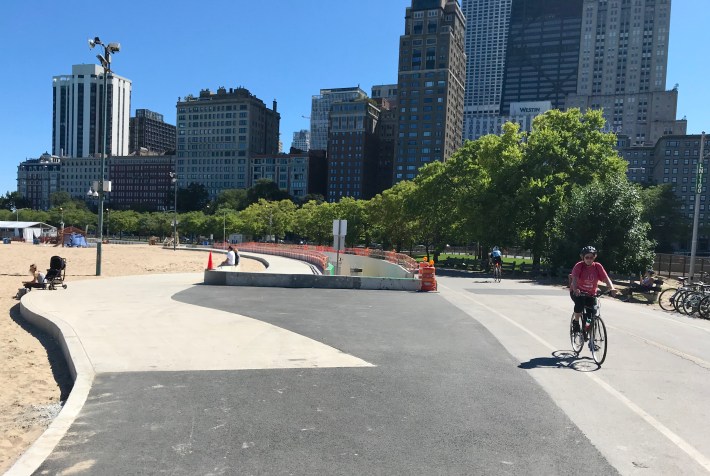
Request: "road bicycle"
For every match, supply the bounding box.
[569,290,611,366]
[493,261,502,282]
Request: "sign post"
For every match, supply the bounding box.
[332,219,347,275]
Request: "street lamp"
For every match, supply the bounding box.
[88,36,120,276]
[169,172,178,251]
[59,207,64,247]
[223,210,227,245]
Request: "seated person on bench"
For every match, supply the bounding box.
[637,270,657,292]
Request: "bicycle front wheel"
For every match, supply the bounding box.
[570,317,584,355]
[658,288,678,311]
[590,317,608,366]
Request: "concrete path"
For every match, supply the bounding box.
[13,276,614,475]
[437,275,710,475]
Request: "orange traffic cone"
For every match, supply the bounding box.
[207,251,214,270]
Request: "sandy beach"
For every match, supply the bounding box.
[0,242,263,473]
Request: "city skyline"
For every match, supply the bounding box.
[0,0,706,196]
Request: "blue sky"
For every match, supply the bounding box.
[0,0,706,196]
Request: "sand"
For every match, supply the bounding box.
[0,242,263,473]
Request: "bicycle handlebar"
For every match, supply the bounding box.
[577,289,615,298]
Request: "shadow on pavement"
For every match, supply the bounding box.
[518,350,600,372]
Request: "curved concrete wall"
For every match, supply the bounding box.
[203,270,421,291]
[323,252,416,278]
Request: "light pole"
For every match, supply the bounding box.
[105,208,110,238]
[59,207,64,247]
[88,36,120,276]
[689,131,707,280]
[169,172,178,251]
[223,210,227,245]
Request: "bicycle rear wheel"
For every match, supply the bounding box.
[590,317,608,366]
[569,317,583,355]
[698,295,710,320]
[658,288,678,311]
[494,265,501,282]
[673,290,690,313]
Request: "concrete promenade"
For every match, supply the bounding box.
[10,253,371,475]
[10,261,617,475]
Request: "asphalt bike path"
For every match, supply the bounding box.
[18,276,615,475]
[436,276,710,475]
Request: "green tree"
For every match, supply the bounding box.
[638,184,685,252]
[292,200,336,245]
[450,123,525,253]
[516,109,627,265]
[177,183,210,212]
[332,197,369,247]
[246,179,291,205]
[368,181,418,252]
[110,210,141,236]
[50,191,73,208]
[549,177,655,275]
[214,189,249,211]
[2,192,31,211]
[408,161,460,261]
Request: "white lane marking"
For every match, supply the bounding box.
[439,283,710,473]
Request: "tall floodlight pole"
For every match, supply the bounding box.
[88,36,120,276]
[689,131,707,280]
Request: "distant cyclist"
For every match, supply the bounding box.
[569,246,618,334]
[489,246,503,268]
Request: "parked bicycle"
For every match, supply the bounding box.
[658,273,710,316]
[570,289,611,366]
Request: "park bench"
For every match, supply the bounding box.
[619,276,664,303]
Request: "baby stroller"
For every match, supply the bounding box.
[46,255,67,290]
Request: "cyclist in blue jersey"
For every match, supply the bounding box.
[489,246,503,268]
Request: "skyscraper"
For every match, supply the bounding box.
[395,0,466,183]
[461,0,512,141]
[291,129,310,152]
[501,0,583,114]
[310,87,367,151]
[566,0,686,145]
[52,64,132,158]
[326,98,380,202]
[129,109,176,155]
[461,0,683,146]
[175,86,280,197]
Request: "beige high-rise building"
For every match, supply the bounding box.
[566,0,686,145]
[394,0,466,183]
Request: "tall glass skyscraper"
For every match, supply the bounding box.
[461,0,512,141]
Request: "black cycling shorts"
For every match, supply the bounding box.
[570,292,596,314]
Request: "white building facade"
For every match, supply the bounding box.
[52,64,132,158]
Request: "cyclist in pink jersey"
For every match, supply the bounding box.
[569,246,618,334]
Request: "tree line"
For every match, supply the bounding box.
[0,109,687,274]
